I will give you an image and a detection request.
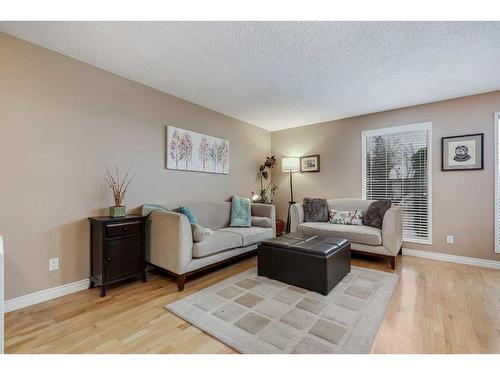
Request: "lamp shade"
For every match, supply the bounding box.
[282,157,300,172]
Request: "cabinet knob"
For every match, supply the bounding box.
[123,227,128,231]
[106,257,112,261]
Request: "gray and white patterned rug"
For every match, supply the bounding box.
[166,266,398,354]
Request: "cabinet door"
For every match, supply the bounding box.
[105,235,143,281]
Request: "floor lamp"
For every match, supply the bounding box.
[282,157,300,233]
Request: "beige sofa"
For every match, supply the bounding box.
[147,201,275,290]
[290,198,402,269]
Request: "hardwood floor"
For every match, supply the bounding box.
[4,254,500,354]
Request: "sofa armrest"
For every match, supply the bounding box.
[381,205,403,256]
[290,203,304,233]
[149,210,193,274]
[251,203,276,236]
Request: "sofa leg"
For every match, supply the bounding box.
[390,256,396,270]
[176,274,186,291]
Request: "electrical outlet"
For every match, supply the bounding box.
[49,257,59,272]
[446,235,454,244]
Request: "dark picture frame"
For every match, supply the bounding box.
[441,133,484,171]
[300,154,320,172]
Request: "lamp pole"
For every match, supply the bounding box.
[286,170,296,234]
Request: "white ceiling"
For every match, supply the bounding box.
[2,21,500,131]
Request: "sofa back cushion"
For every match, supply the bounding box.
[327,198,373,213]
[163,201,232,229]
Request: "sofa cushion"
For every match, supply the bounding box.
[162,201,232,229]
[251,216,273,229]
[220,227,274,247]
[192,230,243,258]
[297,222,382,246]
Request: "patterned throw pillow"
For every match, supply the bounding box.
[329,209,364,225]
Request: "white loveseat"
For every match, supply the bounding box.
[290,198,402,269]
[147,201,275,290]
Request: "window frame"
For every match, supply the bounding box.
[495,113,500,253]
[361,122,433,245]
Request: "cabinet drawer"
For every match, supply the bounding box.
[105,221,141,237]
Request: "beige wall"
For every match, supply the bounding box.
[272,91,500,261]
[0,33,271,299]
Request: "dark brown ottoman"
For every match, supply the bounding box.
[258,233,351,295]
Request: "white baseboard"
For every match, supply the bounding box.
[402,248,500,270]
[4,279,88,313]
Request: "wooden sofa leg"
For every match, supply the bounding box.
[390,256,396,270]
[177,274,186,291]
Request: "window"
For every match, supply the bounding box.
[495,113,500,253]
[362,123,432,244]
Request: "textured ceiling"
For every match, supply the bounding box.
[1,21,500,131]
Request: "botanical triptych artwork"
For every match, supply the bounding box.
[166,126,229,174]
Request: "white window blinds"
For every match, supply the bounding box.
[495,113,500,253]
[362,123,432,244]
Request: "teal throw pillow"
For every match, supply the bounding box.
[230,196,252,227]
[179,206,198,224]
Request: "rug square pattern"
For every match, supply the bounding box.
[234,312,271,334]
[291,336,336,354]
[254,299,291,319]
[273,290,304,305]
[252,283,281,297]
[235,278,262,290]
[166,266,398,354]
[296,296,328,315]
[344,285,372,299]
[309,319,347,345]
[216,285,245,300]
[259,322,300,350]
[286,285,309,294]
[234,293,265,308]
[212,303,248,323]
[280,308,317,330]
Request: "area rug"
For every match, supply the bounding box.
[166,266,398,354]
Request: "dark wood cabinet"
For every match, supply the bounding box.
[89,215,147,297]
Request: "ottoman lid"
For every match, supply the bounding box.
[260,233,315,249]
[290,236,350,256]
[261,234,350,257]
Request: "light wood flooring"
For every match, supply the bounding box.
[4,254,500,353]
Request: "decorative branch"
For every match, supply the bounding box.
[105,164,134,207]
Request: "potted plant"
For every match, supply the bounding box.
[105,165,133,217]
[256,156,278,204]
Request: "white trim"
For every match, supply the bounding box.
[4,279,88,313]
[402,248,500,270]
[361,122,433,245]
[361,122,432,137]
[495,112,500,253]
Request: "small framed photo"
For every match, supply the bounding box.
[441,133,484,171]
[300,154,320,172]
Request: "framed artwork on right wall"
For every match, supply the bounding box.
[441,133,484,171]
